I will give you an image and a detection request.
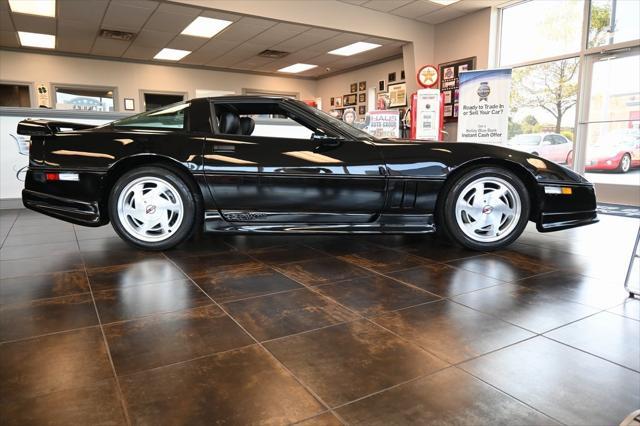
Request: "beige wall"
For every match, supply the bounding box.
[0,50,318,112]
[316,57,404,112]
[434,8,493,140]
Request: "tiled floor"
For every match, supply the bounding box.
[1,209,639,425]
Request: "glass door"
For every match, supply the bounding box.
[579,47,640,205]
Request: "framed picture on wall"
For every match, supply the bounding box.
[350,83,358,93]
[400,70,405,80]
[358,105,366,115]
[358,81,366,91]
[378,80,385,92]
[387,82,407,107]
[438,56,476,123]
[388,72,396,83]
[123,98,135,111]
[343,93,357,106]
[330,97,335,106]
[358,93,366,103]
[335,96,342,107]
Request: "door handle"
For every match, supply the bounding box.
[213,144,235,153]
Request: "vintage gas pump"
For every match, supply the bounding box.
[409,65,445,141]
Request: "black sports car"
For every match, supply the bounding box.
[18,96,598,251]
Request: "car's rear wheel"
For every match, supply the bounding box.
[109,166,196,250]
[438,167,530,251]
[566,150,573,166]
[618,153,631,173]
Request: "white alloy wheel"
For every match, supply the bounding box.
[116,176,184,242]
[621,154,631,173]
[454,176,522,243]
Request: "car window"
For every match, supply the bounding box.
[114,102,188,129]
[553,135,567,145]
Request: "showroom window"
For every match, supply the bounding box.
[53,85,116,112]
[142,91,186,111]
[114,102,188,130]
[0,82,31,107]
[498,0,639,198]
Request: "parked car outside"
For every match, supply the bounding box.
[586,130,640,173]
[507,133,573,164]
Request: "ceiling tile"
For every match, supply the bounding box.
[57,22,97,53]
[193,37,242,55]
[101,0,158,32]
[232,56,276,70]
[215,18,276,43]
[143,3,200,33]
[91,37,131,57]
[12,13,56,34]
[390,0,442,18]
[122,44,158,60]
[251,23,310,46]
[0,5,14,31]
[199,9,242,22]
[58,0,108,29]
[338,0,369,5]
[418,5,467,24]
[131,29,175,48]
[455,0,500,12]
[206,54,245,68]
[363,0,413,12]
[272,28,340,52]
[0,30,19,48]
[166,34,208,51]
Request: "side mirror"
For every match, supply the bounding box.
[312,133,342,147]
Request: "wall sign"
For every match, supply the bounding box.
[414,89,441,140]
[438,57,476,122]
[365,110,400,139]
[417,65,439,88]
[388,83,407,107]
[456,68,512,145]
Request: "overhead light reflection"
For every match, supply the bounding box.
[283,151,343,164]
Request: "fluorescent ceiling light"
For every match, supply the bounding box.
[278,63,318,73]
[429,0,460,5]
[181,16,233,38]
[328,42,381,56]
[8,0,55,17]
[18,31,55,49]
[154,48,191,61]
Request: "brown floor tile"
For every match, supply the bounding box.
[93,279,210,324]
[171,251,259,278]
[164,235,235,259]
[5,224,75,239]
[249,245,327,265]
[0,327,114,403]
[388,263,503,297]
[338,247,428,273]
[223,288,358,341]
[516,270,629,310]
[193,264,302,303]
[372,300,533,364]
[545,312,640,371]
[86,258,187,292]
[81,249,164,269]
[275,257,372,287]
[406,240,481,262]
[0,293,98,341]
[336,367,558,425]
[316,275,440,318]
[452,284,599,334]
[0,379,126,426]
[104,304,253,375]
[0,254,84,279]
[305,238,374,256]
[448,254,555,282]
[296,412,343,425]
[75,226,119,240]
[461,336,640,426]
[608,298,640,320]
[224,234,304,251]
[0,241,79,261]
[0,271,89,305]
[264,320,447,407]
[120,345,323,425]
[78,236,135,252]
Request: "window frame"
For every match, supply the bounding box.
[139,89,188,112]
[51,83,119,112]
[0,80,35,108]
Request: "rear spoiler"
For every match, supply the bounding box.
[17,119,96,136]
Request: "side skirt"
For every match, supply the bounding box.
[203,211,435,234]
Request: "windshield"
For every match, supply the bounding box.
[510,134,541,145]
[291,100,374,140]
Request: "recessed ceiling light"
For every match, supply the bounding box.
[328,42,381,56]
[8,0,55,17]
[154,48,191,61]
[18,32,55,49]
[278,63,318,73]
[429,0,460,5]
[181,16,233,38]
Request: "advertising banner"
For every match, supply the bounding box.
[415,89,441,141]
[364,110,400,138]
[456,68,512,144]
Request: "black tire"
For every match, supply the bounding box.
[437,166,530,251]
[109,166,197,250]
[617,153,632,173]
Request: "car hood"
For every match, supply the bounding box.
[369,139,589,184]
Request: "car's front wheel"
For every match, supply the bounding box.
[109,166,196,250]
[618,153,631,173]
[438,167,530,251]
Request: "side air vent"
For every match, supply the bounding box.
[99,29,136,41]
[258,49,290,59]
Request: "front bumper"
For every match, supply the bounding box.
[22,189,103,226]
[535,182,598,232]
[537,209,598,232]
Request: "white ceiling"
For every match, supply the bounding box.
[0,0,495,78]
[338,0,502,25]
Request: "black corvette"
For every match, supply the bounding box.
[18,96,598,251]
